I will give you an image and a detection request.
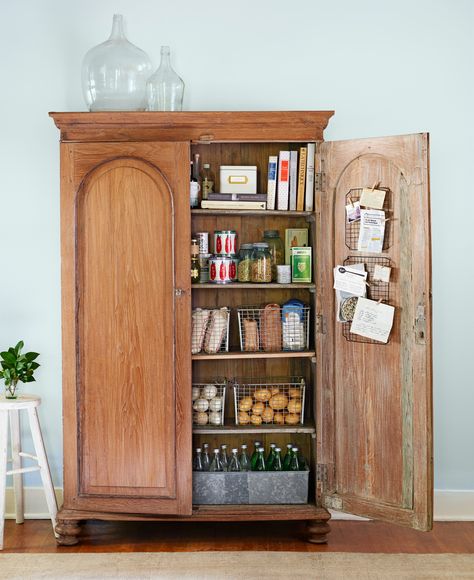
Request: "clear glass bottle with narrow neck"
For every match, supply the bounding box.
[146,45,185,111]
[220,444,229,471]
[239,444,251,471]
[228,448,241,472]
[209,448,224,472]
[202,443,211,471]
[193,448,204,472]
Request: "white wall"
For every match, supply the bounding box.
[0,0,472,493]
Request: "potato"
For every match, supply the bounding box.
[287,398,302,414]
[252,402,265,415]
[253,388,272,402]
[270,386,280,395]
[285,413,301,425]
[273,412,285,424]
[238,411,251,425]
[250,414,263,425]
[239,396,253,412]
[269,394,289,410]
[289,388,302,399]
[261,408,274,423]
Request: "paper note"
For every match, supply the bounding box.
[358,209,385,253]
[350,297,395,343]
[335,263,366,322]
[333,265,367,297]
[373,264,391,283]
[360,188,386,209]
[345,201,361,223]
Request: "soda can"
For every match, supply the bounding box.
[195,232,209,254]
[209,256,239,284]
[214,230,237,256]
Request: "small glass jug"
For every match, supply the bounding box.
[146,46,185,111]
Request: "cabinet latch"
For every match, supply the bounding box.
[314,172,326,191]
[316,314,326,334]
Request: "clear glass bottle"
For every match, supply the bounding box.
[270,447,283,471]
[262,230,284,282]
[237,243,254,282]
[239,444,251,472]
[251,243,272,283]
[220,444,229,471]
[200,164,215,200]
[202,443,211,471]
[228,448,241,472]
[146,45,185,111]
[254,448,266,471]
[82,14,152,111]
[190,162,200,208]
[209,448,224,472]
[193,448,204,471]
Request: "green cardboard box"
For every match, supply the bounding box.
[291,247,312,283]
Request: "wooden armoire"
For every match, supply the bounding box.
[49,111,432,544]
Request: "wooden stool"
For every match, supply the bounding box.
[0,395,58,550]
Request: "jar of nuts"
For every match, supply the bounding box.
[251,243,272,283]
[237,243,254,282]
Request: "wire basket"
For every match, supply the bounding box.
[192,379,226,427]
[192,307,230,354]
[233,377,306,426]
[237,304,310,352]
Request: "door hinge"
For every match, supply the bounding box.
[415,302,426,345]
[316,314,326,334]
[175,288,185,297]
[314,172,326,191]
[316,463,328,484]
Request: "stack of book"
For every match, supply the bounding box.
[201,193,267,211]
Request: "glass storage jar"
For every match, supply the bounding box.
[262,230,284,282]
[237,244,254,282]
[251,243,272,283]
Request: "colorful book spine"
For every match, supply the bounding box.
[277,151,290,210]
[305,143,315,211]
[266,155,278,210]
[289,150,298,211]
[296,147,307,211]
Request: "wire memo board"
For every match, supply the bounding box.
[345,187,392,251]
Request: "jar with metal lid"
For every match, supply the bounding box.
[251,243,272,283]
[262,230,284,281]
[237,243,254,282]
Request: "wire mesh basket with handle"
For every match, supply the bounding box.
[192,379,226,427]
[191,307,230,354]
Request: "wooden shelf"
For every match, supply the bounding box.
[193,421,316,435]
[192,283,315,290]
[192,351,316,361]
[192,209,313,218]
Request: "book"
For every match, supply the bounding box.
[207,193,267,202]
[277,151,290,210]
[305,143,315,211]
[296,147,307,211]
[291,247,312,283]
[266,155,278,210]
[200,200,266,210]
[289,150,298,211]
[285,228,309,264]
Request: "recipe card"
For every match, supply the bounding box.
[350,297,395,343]
[357,209,386,253]
[333,265,367,297]
[359,187,386,209]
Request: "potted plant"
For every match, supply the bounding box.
[0,341,40,399]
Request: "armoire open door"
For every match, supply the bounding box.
[316,133,433,530]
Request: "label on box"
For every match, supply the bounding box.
[291,247,312,283]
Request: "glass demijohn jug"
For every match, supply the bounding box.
[146,46,185,111]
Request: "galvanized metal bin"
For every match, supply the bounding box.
[193,470,309,505]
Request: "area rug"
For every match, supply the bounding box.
[0,552,473,579]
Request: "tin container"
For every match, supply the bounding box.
[195,232,209,254]
[214,230,237,256]
[198,253,212,283]
[209,255,239,284]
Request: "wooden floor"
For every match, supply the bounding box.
[2,520,474,553]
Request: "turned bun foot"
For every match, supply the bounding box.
[306,519,331,544]
[55,520,81,546]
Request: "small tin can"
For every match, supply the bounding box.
[195,232,209,254]
[209,256,239,284]
[276,265,291,284]
[214,230,237,256]
[198,253,212,283]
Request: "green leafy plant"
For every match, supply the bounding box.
[0,341,40,398]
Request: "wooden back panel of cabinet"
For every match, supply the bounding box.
[59,141,192,515]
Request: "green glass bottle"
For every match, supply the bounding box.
[270,447,283,471]
[266,443,276,470]
[282,443,293,470]
[289,447,301,471]
[254,448,266,471]
[250,441,262,470]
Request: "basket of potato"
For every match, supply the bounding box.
[192,380,227,427]
[233,378,306,426]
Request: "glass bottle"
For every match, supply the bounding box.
[237,243,254,282]
[202,443,211,471]
[270,447,283,471]
[283,444,293,471]
[251,243,272,283]
[220,444,229,471]
[250,441,262,470]
[191,239,201,284]
[200,164,215,200]
[146,45,185,111]
[190,162,200,208]
[209,448,224,472]
[239,444,251,472]
[289,447,301,471]
[254,448,266,471]
[228,448,241,472]
[193,448,204,471]
[266,443,276,470]
[262,230,284,282]
[82,14,152,111]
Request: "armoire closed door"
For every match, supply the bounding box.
[60,141,192,515]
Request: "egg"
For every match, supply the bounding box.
[273,412,285,424]
[201,384,218,400]
[194,412,208,425]
[238,411,251,424]
[239,396,253,412]
[252,402,265,415]
[261,408,274,423]
[254,389,271,402]
[285,413,301,425]
[209,397,222,412]
[192,387,200,401]
[287,398,302,414]
[250,414,262,425]
[209,411,222,425]
[193,398,209,412]
[269,394,289,410]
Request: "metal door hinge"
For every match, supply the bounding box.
[415,302,426,344]
[175,288,185,297]
[316,314,326,334]
[316,464,328,484]
[314,172,326,191]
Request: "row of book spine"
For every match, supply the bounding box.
[267,144,315,211]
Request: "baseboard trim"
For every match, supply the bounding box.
[4,488,474,521]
